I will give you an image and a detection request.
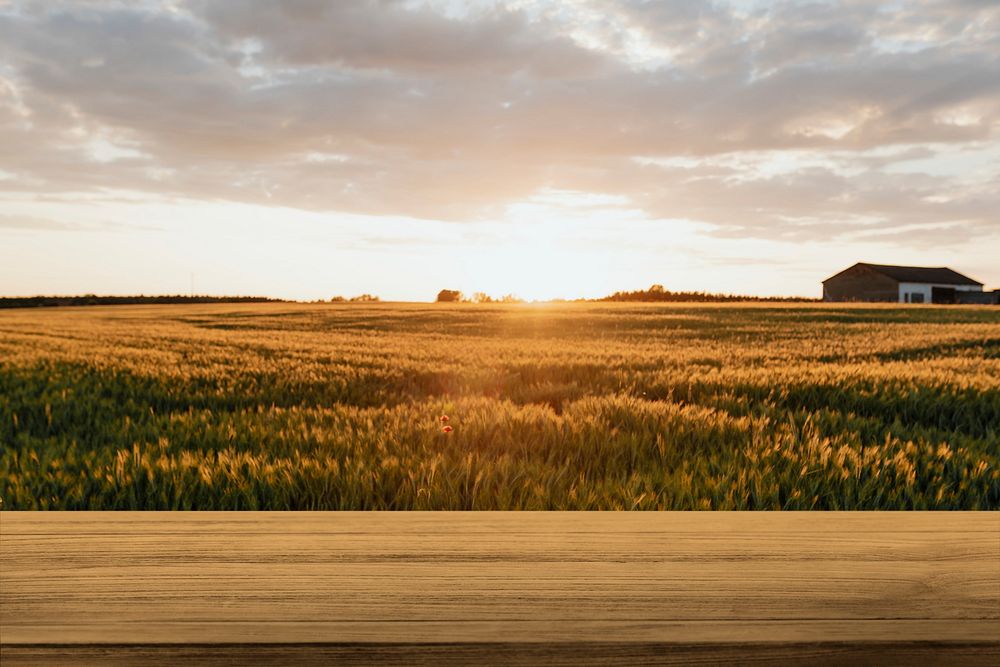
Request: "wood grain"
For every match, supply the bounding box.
[1,512,998,665]
[4,643,1000,667]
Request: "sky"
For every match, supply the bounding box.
[1,0,998,301]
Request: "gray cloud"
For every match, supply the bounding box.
[0,0,998,245]
[197,0,610,77]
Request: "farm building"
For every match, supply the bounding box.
[822,263,988,304]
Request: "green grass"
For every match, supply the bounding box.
[1,302,998,509]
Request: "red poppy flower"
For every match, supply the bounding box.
[439,415,450,423]
[442,425,453,433]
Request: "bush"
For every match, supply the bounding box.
[436,289,463,303]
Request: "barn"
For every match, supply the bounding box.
[822,263,985,304]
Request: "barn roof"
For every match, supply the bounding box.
[825,263,983,286]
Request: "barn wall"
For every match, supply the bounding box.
[898,282,982,304]
[955,291,997,305]
[823,266,899,302]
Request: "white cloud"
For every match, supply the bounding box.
[0,0,998,296]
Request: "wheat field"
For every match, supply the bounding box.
[1,302,998,510]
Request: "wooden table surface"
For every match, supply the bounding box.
[1,512,998,665]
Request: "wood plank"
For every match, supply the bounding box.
[1,512,998,663]
[4,643,1000,667]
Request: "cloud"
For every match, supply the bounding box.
[197,0,610,77]
[0,0,997,246]
[0,213,160,233]
[0,214,83,231]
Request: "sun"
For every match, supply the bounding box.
[452,192,642,301]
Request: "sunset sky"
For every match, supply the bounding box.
[1,0,998,301]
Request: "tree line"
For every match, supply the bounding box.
[329,294,380,302]
[434,285,816,303]
[0,295,284,309]
[436,290,523,303]
[598,284,818,303]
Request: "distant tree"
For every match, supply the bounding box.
[436,289,463,303]
[472,292,493,304]
[349,294,380,302]
[330,296,346,302]
[498,294,523,303]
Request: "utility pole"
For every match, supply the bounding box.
[190,272,194,298]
